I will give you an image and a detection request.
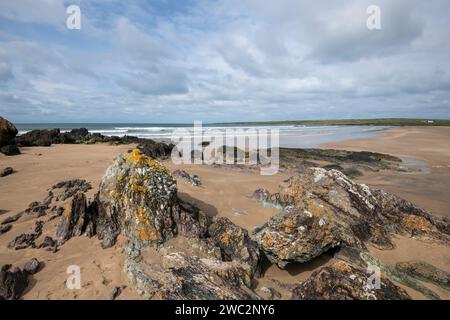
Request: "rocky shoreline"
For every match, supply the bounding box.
[1,147,449,300]
[1,116,449,300]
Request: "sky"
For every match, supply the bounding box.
[0,0,449,123]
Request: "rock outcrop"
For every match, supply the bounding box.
[96,149,179,248]
[253,168,449,268]
[56,192,90,245]
[0,264,29,300]
[291,260,411,300]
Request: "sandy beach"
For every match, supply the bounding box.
[1,126,449,300]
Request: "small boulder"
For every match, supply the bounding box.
[23,258,41,275]
[0,167,14,177]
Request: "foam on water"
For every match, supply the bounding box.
[16,124,389,148]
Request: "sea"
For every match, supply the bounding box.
[15,123,389,148]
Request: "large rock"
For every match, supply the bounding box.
[253,206,342,268]
[0,117,18,147]
[253,168,449,268]
[16,129,61,147]
[126,246,258,300]
[209,217,263,277]
[96,149,179,248]
[291,260,411,300]
[0,264,29,300]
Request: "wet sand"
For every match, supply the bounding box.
[323,126,450,218]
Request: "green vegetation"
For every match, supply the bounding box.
[219,118,450,127]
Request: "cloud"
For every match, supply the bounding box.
[0,0,449,122]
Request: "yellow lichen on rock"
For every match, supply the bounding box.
[133,207,160,241]
[127,148,170,175]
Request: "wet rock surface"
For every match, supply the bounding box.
[253,168,449,269]
[0,264,29,300]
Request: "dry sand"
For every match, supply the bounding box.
[0,127,449,300]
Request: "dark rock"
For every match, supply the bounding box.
[0,167,14,177]
[175,199,211,238]
[253,168,450,268]
[209,217,263,277]
[0,264,29,300]
[0,117,18,147]
[23,258,41,275]
[51,179,92,201]
[291,260,411,300]
[110,286,125,300]
[38,236,57,249]
[0,224,12,235]
[172,170,202,187]
[56,192,89,245]
[16,129,61,147]
[1,212,23,225]
[280,148,400,168]
[68,128,89,140]
[137,140,173,159]
[395,261,450,291]
[25,201,48,217]
[0,145,20,156]
[8,221,44,250]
